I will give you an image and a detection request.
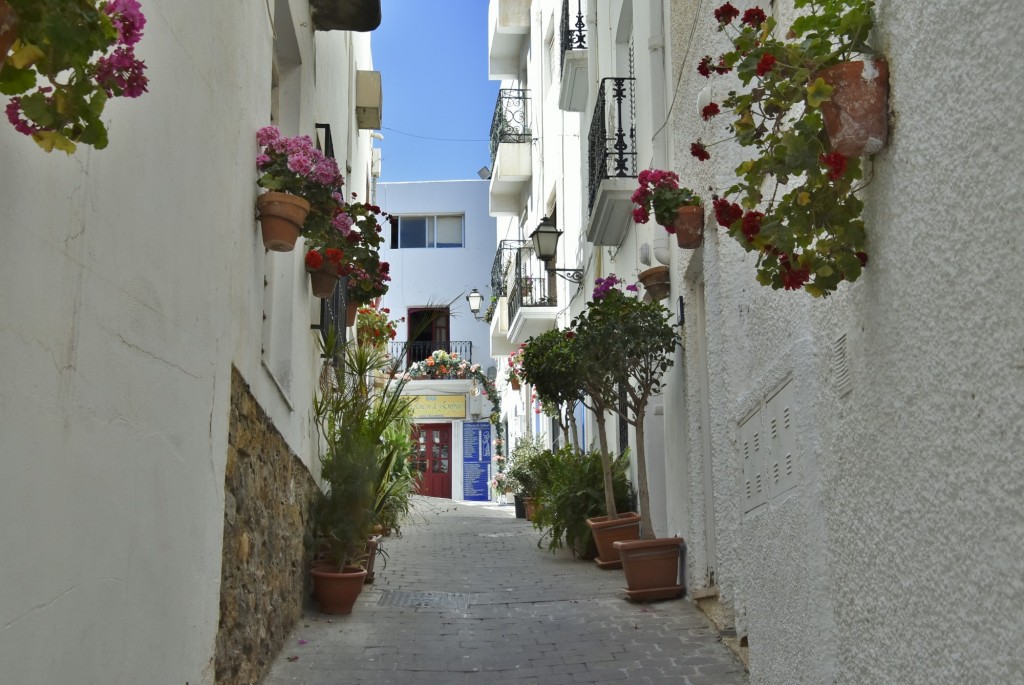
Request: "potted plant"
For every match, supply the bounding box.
[529,446,635,561]
[506,436,545,520]
[584,278,683,600]
[692,0,887,296]
[631,169,705,249]
[311,336,414,614]
[506,344,526,390]
[255,125,345,252]
[520,327,585,452]
[1,0,148,153]
[571,276,649,567]
[305,195,390,305]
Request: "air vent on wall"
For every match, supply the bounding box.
[831,333,853,397]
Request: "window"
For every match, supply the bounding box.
[393,215,464,248]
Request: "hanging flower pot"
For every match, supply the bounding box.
[673,205,704,249]
[510,377,521,390]
[0,1,18,60]
[345,301,358,327]
[308,263,339,298]
[637,266,671,301]
[816,59,890,157]
[256,191,310,252]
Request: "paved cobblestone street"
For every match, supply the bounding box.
[265,498,747,685]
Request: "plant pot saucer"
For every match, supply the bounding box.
[622,584,685,602]
[594,556,624,570]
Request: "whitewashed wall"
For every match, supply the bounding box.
[666,1,1024,683]
[0,1,374,682]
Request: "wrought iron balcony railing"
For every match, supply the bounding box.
[388,340,474,368]
[587,77,636,211]
[560,0,587,78]
[490,239,555,324]
[489,89,531,166]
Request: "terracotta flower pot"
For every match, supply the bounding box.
[310,566,367,615]
[256,191,309,252]
[0,1,18,60]
[815,59,889,157]
[614,537,685,601]
[672,205,704,249]
[510,377,521,390]
[524,496,538,521]
[308,263,339,298]
[637,265,670,301]
[345,301,358,327]
[586,512,641,569]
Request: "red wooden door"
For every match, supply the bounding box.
[413,424,452,499]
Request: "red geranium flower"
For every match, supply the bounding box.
[820,151,847,180]
[690,142,711,161]
[856,251,869,267]
[324,247,344,263]
[701,102,721,120]
[712,196,744,228]
[742,7,767,27]
[697,56,714,78]
[305,250,323,270]
[756,53,777,77]
[741,211,764,241]
[714,2,740,25]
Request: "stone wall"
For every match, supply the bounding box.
[215,367,320,685]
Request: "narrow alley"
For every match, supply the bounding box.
[265,498,747,685]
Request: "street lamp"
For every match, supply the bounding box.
[529,216,583,283]
[465,288,485,319]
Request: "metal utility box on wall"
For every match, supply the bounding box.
[355,70,382,129]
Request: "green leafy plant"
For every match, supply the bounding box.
[505,435,546,497]
[530,446,635,558]
[520,327,585,450]
[312,335,415,571]
[1,0,148,153]
[631,169,701,229]
[694,0,880,296]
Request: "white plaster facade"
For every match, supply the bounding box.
[0,2,377,682]
[489,0,1024,683]
[375,180,498,501]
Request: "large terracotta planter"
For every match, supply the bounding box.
[637,266,670,301]
[671,205,704,249]
[524,496,538,521]
[0,1,18,60]
[614,537,685,601]
[310,566,367,615]
[308,262,340,298]
[586,512,641,570]
[256,191,309,252]
[815,59,889,157]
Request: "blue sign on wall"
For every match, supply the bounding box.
[462,421,491,501]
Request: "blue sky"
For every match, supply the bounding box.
[372,0,499,182]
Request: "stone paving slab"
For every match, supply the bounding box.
[264,498,747,685]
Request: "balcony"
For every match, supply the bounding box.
[490,240,556,349]
[586,77,637,246]
[488,89,532,216]
[488,0,530,79]
[387,340,474,369]
[558,0,588,112]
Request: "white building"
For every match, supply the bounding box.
[0,1,383,683]
[487,0,1024,683]
[375,179,499,502]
